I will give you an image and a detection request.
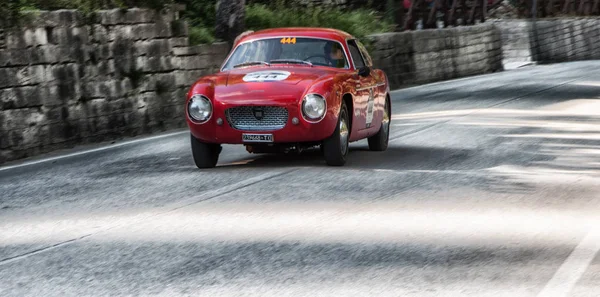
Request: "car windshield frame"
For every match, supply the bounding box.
[220,36,352,72]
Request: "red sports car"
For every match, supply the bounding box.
[185,28,391,168]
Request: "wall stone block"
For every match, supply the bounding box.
[2,108,45,131]
[137,56,175,72]
[135,39,172,57]
[173,45,207,56]
[2,49,31,67]
[24,28,49,47]
[17,65,46,86]
[41,86,63,107]
[98,9,127,25]
[210,42,230,55]
[0,86,45,110]
[170,37,189,48]
[108,25,135,41]
[30,46,59,65]
[90,25,109,44]
[6,30,27,49]
[173,56,212,70]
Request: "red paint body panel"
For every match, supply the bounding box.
[185,28,390,146]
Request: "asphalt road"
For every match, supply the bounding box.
[1,61,600,297]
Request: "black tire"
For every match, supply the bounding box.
[322,101,350,166]
[191,134,221,169]
[368,97,391,151]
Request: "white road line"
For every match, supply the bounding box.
[165,169,293,211]
[0,130,188,172]
[537,227,600,297]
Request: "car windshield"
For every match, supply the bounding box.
[222,37,350,71]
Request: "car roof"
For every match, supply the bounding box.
[235,27,355,45]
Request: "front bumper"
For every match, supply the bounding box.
[187,99,339,144]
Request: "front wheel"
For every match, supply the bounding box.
[322,101,350,166]
[191,134,221,169]
[368,97,391,151]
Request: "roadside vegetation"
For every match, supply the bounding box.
[1,0,392,45]
[244,4,392,42]
[181,0,393,44]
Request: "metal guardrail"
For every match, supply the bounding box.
[403,0,501,30]
[401,0,600,30]
[527,0,600,16]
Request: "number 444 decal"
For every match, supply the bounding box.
[280,37,297,44]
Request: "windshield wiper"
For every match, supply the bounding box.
[269,59,313,67]
[233,61,270,68]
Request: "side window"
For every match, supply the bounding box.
[357,41,373,67]
[347,40,365,69]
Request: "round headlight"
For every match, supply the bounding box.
[302,94,326,121]
[188,95,212,123]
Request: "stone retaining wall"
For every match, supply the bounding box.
[492,19,534,66]
[493,18,600,65]
[368,23,504,89]
[0,8,228,163]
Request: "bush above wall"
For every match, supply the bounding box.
[244,4,393,41]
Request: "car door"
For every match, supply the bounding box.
[347,39,377,131]
[356,40,386,131]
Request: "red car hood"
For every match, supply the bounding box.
[225,66,332,86]
[213,66,337,104]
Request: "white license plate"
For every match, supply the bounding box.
[242,133,274,143]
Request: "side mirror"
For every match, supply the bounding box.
[358,66,371,77]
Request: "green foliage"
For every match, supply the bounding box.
[245,3,393,41]
[176,0,215,28]
[179,1,392,44]
[189,26,215,45]
[0,0,40,26]
[161,0,216,44]
[384,0,396,22]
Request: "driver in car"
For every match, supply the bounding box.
[324,42,346,68]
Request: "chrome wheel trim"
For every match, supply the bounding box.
[340,114,349,155]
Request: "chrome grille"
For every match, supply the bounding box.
[226,106,288,131]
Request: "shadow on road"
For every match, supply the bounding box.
[1,239,575,295]
[216,146,476,171]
